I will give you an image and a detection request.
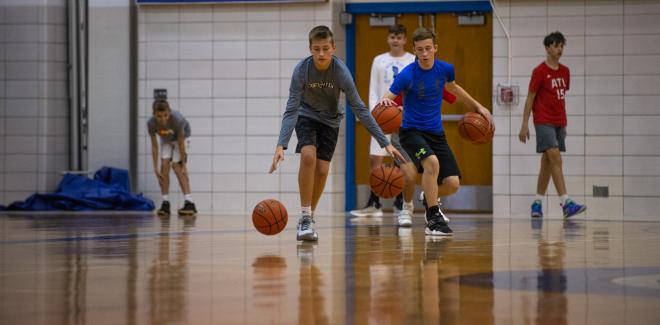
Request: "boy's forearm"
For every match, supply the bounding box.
[521,96,534,126]
[448,83,482,110]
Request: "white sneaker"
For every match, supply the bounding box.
[349,204,383,217]
[397,208,412,227]
[419,191,449,222]
[296,215,318,241]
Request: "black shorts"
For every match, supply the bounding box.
[295,116,340,162]
[399,128,461,184]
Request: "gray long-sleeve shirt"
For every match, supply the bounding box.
[277,56,390,150]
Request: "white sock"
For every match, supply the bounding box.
[535,194,544,202]
[403,201,414,211]
[162,194,169,201]
[302,206,312,216]
[184,194,193,202]
[560,195,569,205]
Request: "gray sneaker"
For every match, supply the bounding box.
[349,202,383,217]
[296,215,318,241]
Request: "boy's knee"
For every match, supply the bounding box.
[546,148,562,165]
[441,176,460,194]
[300,149,316,167]
[421,156,439,175]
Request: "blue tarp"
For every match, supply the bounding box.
[1,167,154,211]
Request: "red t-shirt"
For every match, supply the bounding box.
[529,62,570,127]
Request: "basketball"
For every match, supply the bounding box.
[458,111,494,144]
[252,199,288,235]
[369,165,404,199]
[371,104,402,134]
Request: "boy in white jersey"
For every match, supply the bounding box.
[349,25,417,226]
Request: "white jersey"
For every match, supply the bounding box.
[368,52,416,111]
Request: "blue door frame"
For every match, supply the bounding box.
[343,1,492,211]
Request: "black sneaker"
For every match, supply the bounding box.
[425,212,453,236]
[157,201,170,217]
[178,200,197,216]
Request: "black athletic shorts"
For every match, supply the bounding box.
[399,128,461,184]
[295,116,340,162]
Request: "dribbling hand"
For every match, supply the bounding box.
[269,146,285,174]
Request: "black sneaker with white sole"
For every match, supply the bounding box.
[157,201,171,217]
[178,200,197,216]
[425,212,453,236]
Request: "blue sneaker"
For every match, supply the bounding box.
[562,199,586,218]
[531,200,543,218]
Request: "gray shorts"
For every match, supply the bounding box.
[535,124,566,153]
[390,132,412,163]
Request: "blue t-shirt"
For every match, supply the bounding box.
[389,59,455,134]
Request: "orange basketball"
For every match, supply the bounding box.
[371,104,402,134]
[252,199,288,236]
[458,111,494,144]
[369,165,404,199]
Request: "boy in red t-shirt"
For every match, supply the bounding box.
[518,31,586,219]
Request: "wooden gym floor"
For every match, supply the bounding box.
[1,212,659,324]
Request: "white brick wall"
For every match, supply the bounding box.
[137,2,345,214]
[1,0,69,205]
[493,0,660,219]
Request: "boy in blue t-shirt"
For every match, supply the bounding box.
[377,27,492,236]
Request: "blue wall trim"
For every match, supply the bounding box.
[345,22,357,212]
[346,1,492,14]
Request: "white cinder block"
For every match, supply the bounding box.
[6,61,38,80]
[280,60,299,78]
[179,23,212,41]
[213,79,247,98]
[510,1,546,17]
[247,117,280,135]
[146,61,178,79]
[247,136,275,154]
[245,154,272,173]
[246,60,280,79]
[180,60,212,79]
[586,175,623,196]
[493,18,510,37]
[624,76,660,95]
[586,35,623,55]
[585,76,622,95]
[5,154,38,172]
[624,176,660,196]
[246,173,279,192]
[5,24,39,43]
[624,14,660,35]
[548,16,585,35]
[510,194,538,217]
[623,95,660,115]
[493,195,511,218]
[213,41,246,60]
[5,99,38,117]
[213,136,246,154]
[585,116,622,135]
[6,43,38,61]
[493,135,511,155]
[246,5,280,21]
[586,156,622,176]
[213,98,246,116]
[510,155,540,175]
[586,15,623,35]
[565,95,585,116]
[585,196,623,220]
[624,116,660,135]
[181,79,212,98]
[624,156,660,176]
[213,22,247,41]
[213,155,246,173]
[547,176,585,196]
[213,173,246,192]
[586,136,622,155]
[145,7,178,23]
[509,175,537,195]
[213,60,246,79]
[247,21,280,40]
[189,172,213,191]
[624,55,660,75]
[586,0,623,15]
[281,4,315,21]
[247,98,280,117]
[281,21,313,40]
[563,156,586,176]
[145,42,179,60]
[280,40,309,59]
[6,80,38,99]
[212,192,246,214]
[493,175,511,195]
[624,35,660,55]
[586,56,622,76]
[213,5,246,22]
[247,41,279,59]
[280,173,298,192]
[247,79,280,97]
[180,5,213,22]
[549,0,586,16]
[4,173,37,191]
[561,56,585,76]
[511,57,542,77]
[564,135,585,155]
[180,98,212,117]
[623,136,660,155]
[187,116,213,136]
[586,95,622,115]
[145,23,178,42]
[624,197,660,218]
[179,42,213,60]
[213,117,246,135]
[5,117,38,136]
[187,136,213,154]
[5,5,39,23]
[510,17,548,37]
[493,116,510,136]
[493,38,507,58]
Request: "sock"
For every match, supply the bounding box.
[302,206,312,216]
[184,194,193,203]
[162,194,169,202]
[403,201,414,212]
[560,195,569,205]
[535,194,543,202]
[370,191,381,204]
[426,205,440,219]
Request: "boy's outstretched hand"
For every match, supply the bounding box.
[269,146,285,174]
[385,145,407,164]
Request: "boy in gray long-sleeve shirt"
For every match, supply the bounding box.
[269,25,406,242]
